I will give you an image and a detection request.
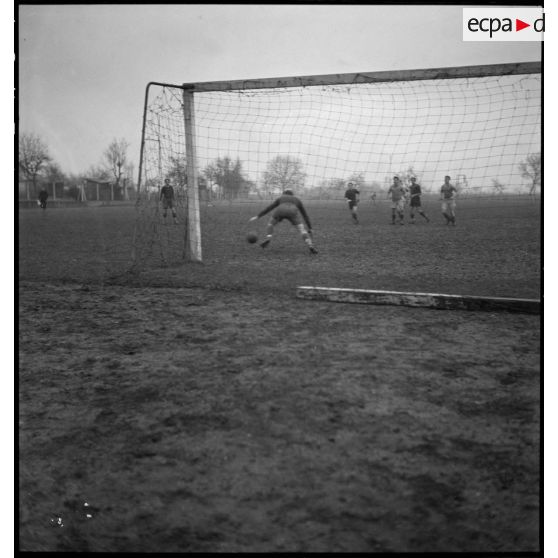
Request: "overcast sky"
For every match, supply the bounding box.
[18,4,541,175]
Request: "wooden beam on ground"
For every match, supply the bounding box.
[296,287,540,315]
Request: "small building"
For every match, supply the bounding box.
[18,180,65,201]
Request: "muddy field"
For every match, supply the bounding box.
[18,197,540,552]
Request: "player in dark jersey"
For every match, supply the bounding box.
[160,178,178,224]
[344,182,360,224]
[38,188,48,210]
[248,189,318,254]
[408,177,430,223]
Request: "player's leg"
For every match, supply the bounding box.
[391,204,396,224]
[296,223,318,254]
[260,216,278,248]
[348,201,358,223]
[449,201,456,225]
[414,200,429,222]
[441,201,451,224]
[445,201,455,224]
[398,200,405,224]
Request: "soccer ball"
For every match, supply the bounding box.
[246,232,258,244]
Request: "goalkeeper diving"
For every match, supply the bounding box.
[248,189,318,254]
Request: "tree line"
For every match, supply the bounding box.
[168,154,308,200]
[19,131,541,201]
[18,132,134,199]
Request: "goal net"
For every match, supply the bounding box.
[131,62,541,269]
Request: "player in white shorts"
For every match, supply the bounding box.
[387,176,407,225]
[440,175,457,226]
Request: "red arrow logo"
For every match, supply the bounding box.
[516,19,530,31]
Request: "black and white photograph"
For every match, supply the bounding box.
[17,2,544,553]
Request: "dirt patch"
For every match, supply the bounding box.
[19,281,539,552]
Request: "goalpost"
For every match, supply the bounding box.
[130,61,541,271]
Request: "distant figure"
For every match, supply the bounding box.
[440,175,457,226]
[344,182,360,224]
[248,189,318,254]
[408,177,430,223]
[160,178,178,224]
[387,176,407,225]
[370,192,377,204]
[38,188,49,210]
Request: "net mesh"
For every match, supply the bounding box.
[132,71,541,268]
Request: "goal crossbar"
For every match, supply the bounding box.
[182,61,541,92]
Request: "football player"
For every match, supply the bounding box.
[248,189,318,254]
[408,177,430,223]
[440,175,457,225]
[344,181,360,224]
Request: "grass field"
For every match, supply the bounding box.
[18,196,540,552]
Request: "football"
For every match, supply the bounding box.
[246,232,258,244]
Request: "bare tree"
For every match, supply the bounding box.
[347,172,366,188]
[19,133,51,191]
[263,155,306,195]
[491,178,505,196]
[44,161,66,184]
[317,177,352,199]
[519,153,541,195]
[103,138,129,190]
[86,164,111,182]
[168,155,188,189]
[203,156,250,200]
[397,165,417,188]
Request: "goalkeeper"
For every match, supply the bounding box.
[248,189,318,254]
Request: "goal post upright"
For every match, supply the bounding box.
[132,80,203,267]
[182,86,202,262]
